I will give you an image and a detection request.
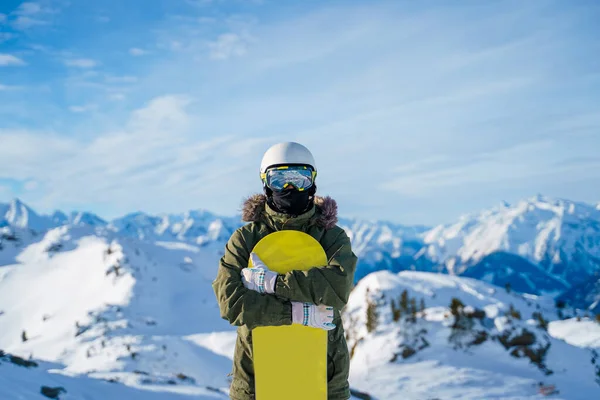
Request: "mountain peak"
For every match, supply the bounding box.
[70,211,107,227]
[3,198,43,230]
[422,194,600,294]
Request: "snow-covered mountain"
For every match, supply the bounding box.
[0,216,373,398]
[417,196,600,302]
[345,270,600,399]
[337,218,428,281]
[109,210,237,245]
[3,195,600,310]
[0,199,57,232]
[0,223,234,398]
[0,200,106,232]
[1,196,600,399]
[559,274,600,313]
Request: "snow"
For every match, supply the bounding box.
[345,270,600,400]
[5,195,600,306]
[548,318,600,348]
[185,332,237,360]
[0,224,234,398]
[424,196,600,267]
[0,356,227,400]
[421,196,600,298]
[0,234,136,365]
[1,197,600,398]
[1,199,56,232]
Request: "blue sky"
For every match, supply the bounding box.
[0,0,599,225]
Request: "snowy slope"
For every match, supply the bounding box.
[4,195,600,307]
[548,318,600,348]
[0,351,227,400]
[419,196,600,296]
[107,207,429,282]
[4,194,600,310]
[2,197,600,398]
[0,221,374,398]
[0,224,235,397]
[344,271,600,400]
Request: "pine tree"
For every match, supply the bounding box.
[419,299,426,313]
[400,290,409,313]
[391,299,401,322]
[508,304,521,320]
[505,282,512,293]
[532,312,548,331]
[21,330,28,342]
[409,298,418,322]
[366,299,379,333]
[449,298,466,330]
[450,298,465,318]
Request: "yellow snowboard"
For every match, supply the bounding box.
[249,230,328,400]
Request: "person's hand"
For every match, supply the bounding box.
[241,253,278,294]
[291,302,335,331]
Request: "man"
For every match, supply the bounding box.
[212,142,358,400]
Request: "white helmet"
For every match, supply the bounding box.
[260,142,316,173]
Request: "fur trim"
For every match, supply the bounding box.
[241,194,338,230]
[241,194,267,224]
[313,196,338,229]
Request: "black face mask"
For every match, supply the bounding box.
[266,185,316,216]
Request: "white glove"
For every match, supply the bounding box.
[292,302,335,331]
[241,253,278,294]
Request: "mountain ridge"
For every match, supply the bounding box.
[2,195,600,310]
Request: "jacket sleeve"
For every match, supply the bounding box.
[274,228,357,310]
[212,228,293,330]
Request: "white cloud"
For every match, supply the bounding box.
[377,140,585,197]
[12,16,48,29]
[0,33,15,43]
[11,2,56,30]
[18,2,44,15]
[169,41,184,51]
[0,13,6,23]
[24,180,39,191]
[0,84,21,90]
[185,0,214,7]
[198,17,216,24]
[208,33,249,60]
[0,54,25,66]
[129,48,149,56]
[2,1,600,222]
[0,131,76,173]
[108,93,126,101]
[0,95,275,216]
[105,75,138,83]
[0,184,11,200]
[69,104,97,113]
[64,58,97,68]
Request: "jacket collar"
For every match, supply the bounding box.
[241,194,338,230]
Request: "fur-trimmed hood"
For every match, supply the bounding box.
[241,194,338,230]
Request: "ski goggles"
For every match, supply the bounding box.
[261,166,316,191]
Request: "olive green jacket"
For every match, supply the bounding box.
[212,194,358,400]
